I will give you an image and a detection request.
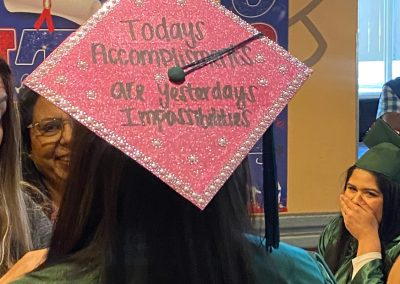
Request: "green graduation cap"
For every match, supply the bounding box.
[357,119,400,183]
[363,119,400,148]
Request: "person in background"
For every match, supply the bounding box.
[0,57,51,277]
[18,88,72,221]
[376,77,400,132]
[319,142,400,283]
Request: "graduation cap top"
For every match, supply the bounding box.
[363,119,400,149]
[24,0,312,210]
[358,119,400,183]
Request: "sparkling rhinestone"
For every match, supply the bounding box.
[255,54,265,63]
[132,151,141,157]
[151,138,163,148]
[87,90,97,100]
[53,97,61,103]
[135,0,145,6]
[177,0,186,5]
[69,109,78,114]
[278,65,288,74]
[77,60,89,70]
[54,75,67,84]
[154,73,165,84]
[94,124,102,131]
[259,121,267,127]
[188,154,199,164]
[217,137,228,147]
[257,78,268,86]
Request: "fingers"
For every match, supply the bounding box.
[340,194,379,229]
[340,194,375,215]
[340,195,360,217]
[341,194,360,210]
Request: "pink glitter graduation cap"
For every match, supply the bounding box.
[24,0,311,210]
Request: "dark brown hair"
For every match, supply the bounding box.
[47,122,258,283]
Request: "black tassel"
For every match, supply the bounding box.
[262,124,280,251]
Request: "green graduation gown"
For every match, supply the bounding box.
[13,235,336,283]
[318,216,400,284]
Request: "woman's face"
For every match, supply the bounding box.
[344,168,384,223]
[0,78,7,146]
[29,96,72,187]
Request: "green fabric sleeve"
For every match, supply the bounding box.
[318,216,340,258]
[11,261,99,284]
[351,259,385,284]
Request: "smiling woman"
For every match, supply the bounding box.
[19,88,72,221]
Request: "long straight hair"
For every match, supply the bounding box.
[325,165,400,274]
[0,57,32,274]
[48,122,258,283]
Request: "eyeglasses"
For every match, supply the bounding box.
[27,118,72,137]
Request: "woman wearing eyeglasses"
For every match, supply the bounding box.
[19,88,72,221]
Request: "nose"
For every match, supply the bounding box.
[351,192,363,205]
[59,122,72,145]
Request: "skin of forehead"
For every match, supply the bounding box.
[348,169,381,192]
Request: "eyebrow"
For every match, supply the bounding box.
[347,182,380,192]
